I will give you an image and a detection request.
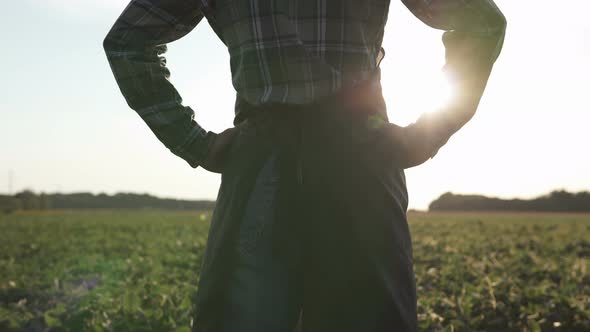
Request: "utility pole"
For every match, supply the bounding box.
[8,169,14,195]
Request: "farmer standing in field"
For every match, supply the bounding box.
[103,0,506,330]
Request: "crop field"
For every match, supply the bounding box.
[0,210,588,331]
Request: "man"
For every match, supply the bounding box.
[103,0,506,331]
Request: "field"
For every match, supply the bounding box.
[0,210,588,332]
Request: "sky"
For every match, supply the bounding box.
[1,0,589,210]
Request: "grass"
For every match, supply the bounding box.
[0,210,588,331]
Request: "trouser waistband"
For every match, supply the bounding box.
[234,67,388,126]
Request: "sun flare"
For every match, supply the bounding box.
[385,68,455,125]
[421,71,454,116]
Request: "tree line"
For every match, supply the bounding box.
[429,190,590,212]
[2,189,589,213]
[0,190,215,213]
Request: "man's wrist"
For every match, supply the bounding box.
[200,131,219,166]
[414,111,458,156]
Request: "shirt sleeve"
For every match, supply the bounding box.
[401,0,507,80]
[400,0,507,159]
[103,0,216,169]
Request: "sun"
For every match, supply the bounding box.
[385,70,455,125]
[413,70,455,122]
[426,71,454,113]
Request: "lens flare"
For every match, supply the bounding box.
[429,71,455,112]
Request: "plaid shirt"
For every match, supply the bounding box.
[103,0,505,169]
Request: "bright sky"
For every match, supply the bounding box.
[1,0,588,210]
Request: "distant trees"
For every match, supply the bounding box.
[14,190,43,210]
[3,189,589,213]
[0,195,22,213]
[1,191,216,212]
[429,190,590,212]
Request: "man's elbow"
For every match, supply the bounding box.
[102,30,129,59]
[487,8,507,63]
[103,32,116,53]
[102,36,110,53]
[492,8,507,37]
[102,25,125,54]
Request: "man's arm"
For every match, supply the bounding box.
[393,0,507,167]
[103,0,216,169]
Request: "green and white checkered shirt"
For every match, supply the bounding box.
[103,0,505,168]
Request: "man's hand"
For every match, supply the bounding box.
[383,123,436,169]
[200,127,239,173]
[378,112,457,169]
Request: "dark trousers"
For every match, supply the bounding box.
[192,92,417,331]
[220,147,304,331]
